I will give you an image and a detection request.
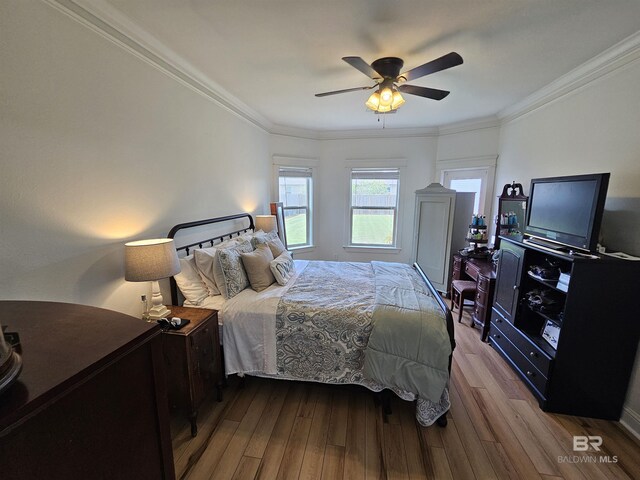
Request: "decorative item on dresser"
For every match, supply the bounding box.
[451,253,496,340]
[161,305,222,437]
[124,238,181,320]
[413,183,474,293]
[490,236,640,419]
[0,301,175,480]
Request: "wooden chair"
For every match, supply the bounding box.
[450,279,477,325]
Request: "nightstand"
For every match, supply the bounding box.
[161,306,222,437]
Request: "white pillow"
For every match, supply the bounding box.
[194,247,221,296]
[173,255,209,305]
[214,239,254,299]
[270,251,295,286]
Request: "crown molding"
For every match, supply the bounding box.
[499,30,640,124]
[48,0,273,133]
[437,116,500,135]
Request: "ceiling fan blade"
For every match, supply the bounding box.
[315,85,375,97]
[342,56,382,79]
[398,52,463,82]
[397,84,450,100]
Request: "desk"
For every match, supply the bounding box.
[452,255,496,341]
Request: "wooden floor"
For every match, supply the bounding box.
[170,309,640,480]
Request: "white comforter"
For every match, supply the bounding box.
[220,260,309,375]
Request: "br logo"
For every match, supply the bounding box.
[573,435,603,452]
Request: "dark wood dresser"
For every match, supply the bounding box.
[452,254,496,340]
[161,305,222,437]
[0,301,175,480]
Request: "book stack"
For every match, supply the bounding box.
[557,272,570,292]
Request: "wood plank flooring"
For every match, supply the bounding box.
[170,309,640,479]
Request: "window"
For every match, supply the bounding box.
[442,167,493,216]
[349,168,399,247]
[278,166,312,248]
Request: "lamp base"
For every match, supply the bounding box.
[147,304,171,320]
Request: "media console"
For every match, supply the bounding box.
[489,236,640,419]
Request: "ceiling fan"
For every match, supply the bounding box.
[315,52,463,113]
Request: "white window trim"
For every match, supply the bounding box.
[437,155,497,219]
[343,159,406,251]
[272,155,318,251]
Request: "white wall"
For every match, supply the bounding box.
[0,1,270,318]
[271,134,439,263]
[496,57,640,437]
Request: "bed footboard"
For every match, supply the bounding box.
[413,262,455,427]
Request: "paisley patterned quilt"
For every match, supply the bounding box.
[274,260,450,426]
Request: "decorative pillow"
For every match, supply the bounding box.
[270,251,295,286]
[173,255,209,305]
[253,230,287,258]
[240,244,275,292]
[193,237,245,296]
[215,239,254,299]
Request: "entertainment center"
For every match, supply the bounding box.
[489,173,640,419]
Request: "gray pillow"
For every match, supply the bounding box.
[240,244,276,292]
[253,230,287,258]
[214,239,254,299]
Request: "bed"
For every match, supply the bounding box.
[168,213,455,427]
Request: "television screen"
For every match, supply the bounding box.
[524,173,609,252]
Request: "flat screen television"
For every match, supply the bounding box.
[524,173,610,253]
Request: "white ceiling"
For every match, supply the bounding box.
[79,0,640,132]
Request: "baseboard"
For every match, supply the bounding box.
[620,406,640,441]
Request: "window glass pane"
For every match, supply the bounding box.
[351,178,398,207]
[450,178,481,213]
[284,208,307,246]
[279,176,309,207]
[351,208,395,245]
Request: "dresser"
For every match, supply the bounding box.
[161,305,222,437]
[0,301,175,480]
[452,254,496,340]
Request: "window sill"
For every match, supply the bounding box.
[342,245,401,254]
[289,245,315,254]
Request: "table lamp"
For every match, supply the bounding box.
[125,238,181,320]
[255,214,277,233]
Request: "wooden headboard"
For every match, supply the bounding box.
[167,213,255,305]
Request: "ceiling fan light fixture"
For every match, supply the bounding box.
[391,90,405,109]
[379,87,394,106]
[365,91,381,111]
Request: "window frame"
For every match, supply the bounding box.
[272,156,318,252]
[347,167,401,248]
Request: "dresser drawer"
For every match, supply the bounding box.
[490,323,548,397]
[464,262,480,280]
[477,274,491,292]
[490,311,552,377]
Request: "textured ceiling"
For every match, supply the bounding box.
[81,0,640,131]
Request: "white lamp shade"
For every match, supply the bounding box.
[124,238,181,281]
[255,215,277,233]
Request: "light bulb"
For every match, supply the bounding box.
[379,87,393,106]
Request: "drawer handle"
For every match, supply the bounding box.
[496,318,503,323]
[513,285,518,291]
[493,334,500,339]
[529,351,538,359]
[526,371,536,377]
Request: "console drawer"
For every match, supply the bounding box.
[490,311,552,377]
[477,274,491,292]
[490,323,548,397]
[465,262,480,280]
